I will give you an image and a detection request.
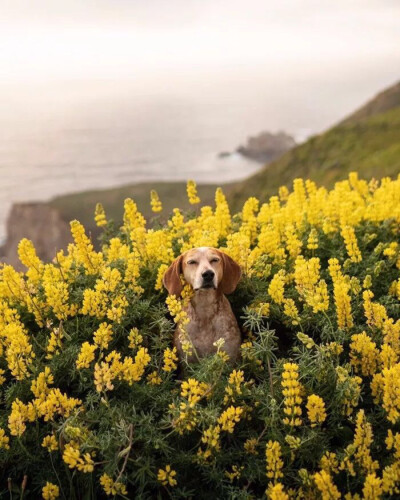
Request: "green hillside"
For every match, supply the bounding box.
[49,181,225,239]
[341,80,400,124]
[50,80,400,230]
[229,101,400,208]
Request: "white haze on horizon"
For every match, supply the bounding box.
[0,0,399,244]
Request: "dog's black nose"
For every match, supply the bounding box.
[202,270,215,281]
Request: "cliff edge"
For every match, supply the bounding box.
[0,203,72,270]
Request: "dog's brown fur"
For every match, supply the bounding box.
[163,247,241,362]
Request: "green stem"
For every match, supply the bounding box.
[50,452,67,500]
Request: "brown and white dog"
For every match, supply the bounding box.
[163,247,242,362]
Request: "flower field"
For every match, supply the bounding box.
[1,173,400,499]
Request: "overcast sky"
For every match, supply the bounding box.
[1,0,399,83]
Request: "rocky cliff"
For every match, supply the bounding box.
[236,130,296,163]
[0,203,72,270]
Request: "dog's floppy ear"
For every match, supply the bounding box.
[163,254,185,297]
[218,251,242,294]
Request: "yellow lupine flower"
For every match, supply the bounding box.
[186,180,200,205]
[224,369,244,404]
[320,452,339,475]
[353,410,379,474]
[268,483,289,500]
[283,298,300,325]
[349,332,379,376]
[332,277,353,329]
[70,220,104,274]
[93,322,113,350]
[100,473,128,496]
[76,342,97,369]
[281,363,302,427]
[307,228,319,250]
[314,470,341,500]
[128,327,143,349]
[362,473,383,500]
[157,464,177,487]
[268,270,286,305]
[42,434,58,452]
[225,465,244,482]
[147,371,162,385]
[381,363,400,423]
[201,424,221,456]
[122,197,146,232]
[150,189,163,212]
[306,394,327,427]
[336,366,362,416]
[181,378,210,407]
[244,437,258,455]
[62,442,81,469]
[62,441,94,473]
[155,263,168,291]
[217,406,243,433]
[265,440,284,483]
[94,202,107,227]
[162,347,179,373]
[42,482,59,500]
[341,224,362,262]
[0,428,10,450]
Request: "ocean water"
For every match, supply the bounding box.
[0,74,390,244]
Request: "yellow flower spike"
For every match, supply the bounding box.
[186,180,200,205]
[128,327,143,349]
[100,473,128,496]
[268,270,286,305]
[42,482,59,500]
[93,322,113,350]
[147,371,162,385]
[122,198,146,232]
[341,224,362,263]
[267,483,289,500]
[155,263,168,291]
[162,347,179,373]
[265,440,284,483]
[349,332,379,376]
[70,220,104,274]
[381,364,400,423]
[18,238,43,282]
[217,406,243,433]
[363,473,383,500]
[94,202,107,227]
[0,428,10,450]
[314,470,341,500]
[42,434,58,452]
[150,189,163,213]
[76,342,97,370]
[320,452,339,475]
[306,394,327,427]
[281,363,302,427]
[307,228,319,250]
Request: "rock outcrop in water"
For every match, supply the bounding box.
[236,131,296,163]
[0,203,72,270]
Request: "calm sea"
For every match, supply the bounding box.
[0,74,385,243]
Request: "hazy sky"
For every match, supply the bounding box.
[1,0,399,83]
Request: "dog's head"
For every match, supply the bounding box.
[163,247,241,297]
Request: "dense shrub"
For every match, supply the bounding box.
[1,174,400,499]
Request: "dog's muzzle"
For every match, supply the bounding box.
[201,270,216,289]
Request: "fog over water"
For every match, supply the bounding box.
[0,0,399,243]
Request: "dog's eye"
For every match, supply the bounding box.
[187,260,198,265]
[210,258,220,263]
